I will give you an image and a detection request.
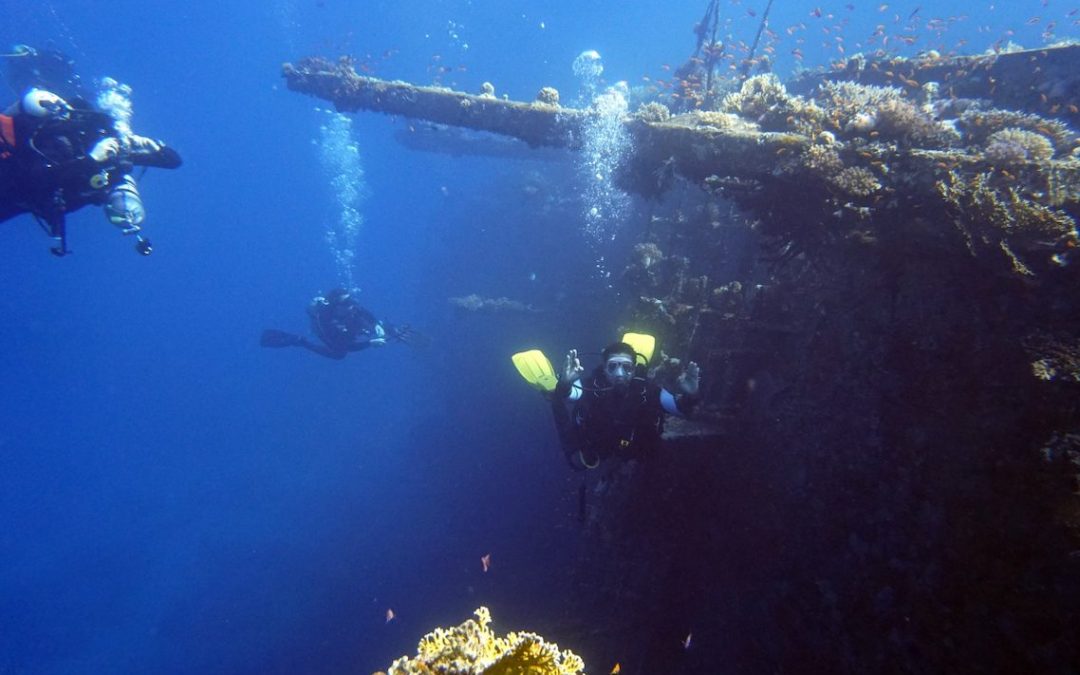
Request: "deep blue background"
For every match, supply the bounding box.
[0,1,1070,672]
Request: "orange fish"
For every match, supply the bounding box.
[385,608,395,623]
[481,553,491,573]
[610,664,621,674]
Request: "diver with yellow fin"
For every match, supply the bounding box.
[513,333,701,471]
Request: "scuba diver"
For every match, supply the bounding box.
[513,333,701,471]
[1,45,82,101]
[0,45,182,256]
[261,288,425,360]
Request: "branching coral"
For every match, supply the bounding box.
[802,144,844,177]
[812,81,955,148]
[815,81,906,134]
[830,166,882,197]
[387,607,585,675]
[721,74,801,131]
[936,170,1079,273]
[875,97,960,148]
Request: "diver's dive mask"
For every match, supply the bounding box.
[604,356,636,383]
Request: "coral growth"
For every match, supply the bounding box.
[689,110,749,131]
[449,294,536,312]
[1025,332,1080,383]
[816,81,905,134]
[984,127,1055,163]
[386,607,585,675]
[958,107,1076,156]
[633,242,664,269]
[874,97,959,148]
[709,280,745,314]
[936,169,1079,274]
[938,171,1077,239]
[622,242,668,291]
[830,166,881,197]
[721,74,801,131]
[811,80,955,147]
[634,101,671,123]
[801,144,844,176]
[535,87,560,107]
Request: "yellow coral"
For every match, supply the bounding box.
[387,607,585,675]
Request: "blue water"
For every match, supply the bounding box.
[0,1,1071,672]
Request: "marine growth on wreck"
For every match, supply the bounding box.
[285,41,1080,674]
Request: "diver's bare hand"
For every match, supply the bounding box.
[564,349,584,383]
[371,323,387,346]
[678,361,701,396]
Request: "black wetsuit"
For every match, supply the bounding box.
[0,101,180,253]
[552,365,697,469]
[1,105,113,222]
[304,297,383,360]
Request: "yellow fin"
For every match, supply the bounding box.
[512,349,558,392]
[621,332,656,364]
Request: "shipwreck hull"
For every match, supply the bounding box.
[284,48,1080,672]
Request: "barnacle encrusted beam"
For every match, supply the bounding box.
[281,56,809,181]
[284,54,1080,274]
[283,56,588,148]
